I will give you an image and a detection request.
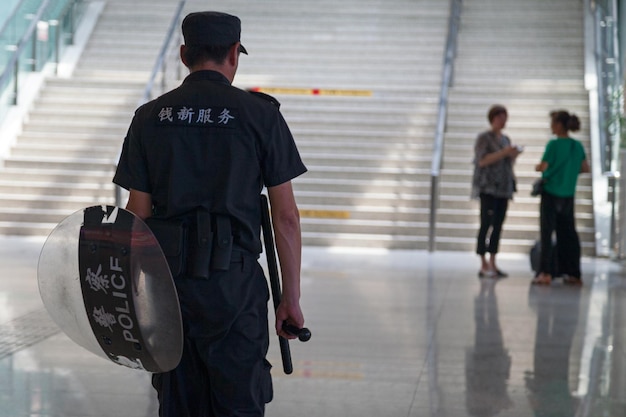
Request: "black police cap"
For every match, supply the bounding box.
[182,11,248,54]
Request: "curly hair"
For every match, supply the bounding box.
[487,105,507,123]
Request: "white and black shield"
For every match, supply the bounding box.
[37,205,183,372]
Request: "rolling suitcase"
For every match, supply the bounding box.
[529,240,560,277]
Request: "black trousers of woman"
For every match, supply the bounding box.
[539,193,581,278]
[476,193,509,255]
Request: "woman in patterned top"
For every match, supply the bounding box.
[471,105,522,278]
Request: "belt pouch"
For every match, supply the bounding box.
[145,217,187,278]
[190,210,213,279]
[211,214,233,271]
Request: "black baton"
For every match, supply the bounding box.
[260,194,293,374]
[260,194,311,374]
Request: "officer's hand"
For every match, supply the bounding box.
[275,300,304,340]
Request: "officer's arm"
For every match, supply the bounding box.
[267,181,304,337]
[126,189,153,220]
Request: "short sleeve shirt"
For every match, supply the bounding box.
[113,70,307,254]
[541,137,586,197]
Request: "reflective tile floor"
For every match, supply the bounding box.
[1,236,626,416]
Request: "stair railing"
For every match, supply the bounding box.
[0,0,85,125]
[114,0,187,207]
[0,0,51,114]
[139,0,187,106]
[428,0,462,252]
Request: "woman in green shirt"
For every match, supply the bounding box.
[532,110,590,285]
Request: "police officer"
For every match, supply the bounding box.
[113,11,307,417]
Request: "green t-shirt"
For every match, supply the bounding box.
[541,137,586,197]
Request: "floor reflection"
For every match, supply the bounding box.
[465,278,513,416]
[0,338,158,417]
[2,242,625,417]
[525,285,581,417]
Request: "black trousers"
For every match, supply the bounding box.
[476,193,509,255]
[539,193,581,278]
[152,255,273,417]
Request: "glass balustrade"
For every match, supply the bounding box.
[0,0,86,124]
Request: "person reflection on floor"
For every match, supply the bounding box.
[465,278,513,416]
[525,285,581,416]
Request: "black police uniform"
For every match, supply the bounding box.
[113,69,306,416]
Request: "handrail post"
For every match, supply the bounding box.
[31,27,37,71]
[12,59,19,105]
[428,0,462,252]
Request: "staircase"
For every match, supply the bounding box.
[437,0,594,255]
[0,0,596,255]
[0,0,451,250]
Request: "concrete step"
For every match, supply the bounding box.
[16,131,122,145]
[301,164,429,181]
[295,190,430,209]
[10,143,119,159]
[0,168,113,183]
[0,193,113,210]
[432,237,596,257]
[21,121,130,135]
[4,156,116,171]
[295,178,426,195]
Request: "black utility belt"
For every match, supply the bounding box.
[145,211,234,279]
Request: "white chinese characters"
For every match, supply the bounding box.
[158,106,236,126]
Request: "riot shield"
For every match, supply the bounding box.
[37,205,183,372]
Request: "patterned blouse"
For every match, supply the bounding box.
[471,130,516,199]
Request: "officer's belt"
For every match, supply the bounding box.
[145,210,239,279]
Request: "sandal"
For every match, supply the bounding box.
[478,270,495,278]
[532,274,551,285]
[563,276,583,286]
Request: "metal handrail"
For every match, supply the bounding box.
[0,0,50,104]
[428,0,462,252]
[140,0,186,106]
[114,0,187,206]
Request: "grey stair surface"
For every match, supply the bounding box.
[438,0,593,255]
[199,0,449,249]
[0,0,595,255]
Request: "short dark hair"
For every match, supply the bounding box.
[487,105,507,123]
[550,110,581,132]
[182,44,232,67]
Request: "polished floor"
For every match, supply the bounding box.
[1,236,626,416]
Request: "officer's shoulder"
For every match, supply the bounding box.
[246,90,281,109]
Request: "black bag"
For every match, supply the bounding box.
[530,178,545,196]
[532,140,576,197]
[529,240,559,276]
